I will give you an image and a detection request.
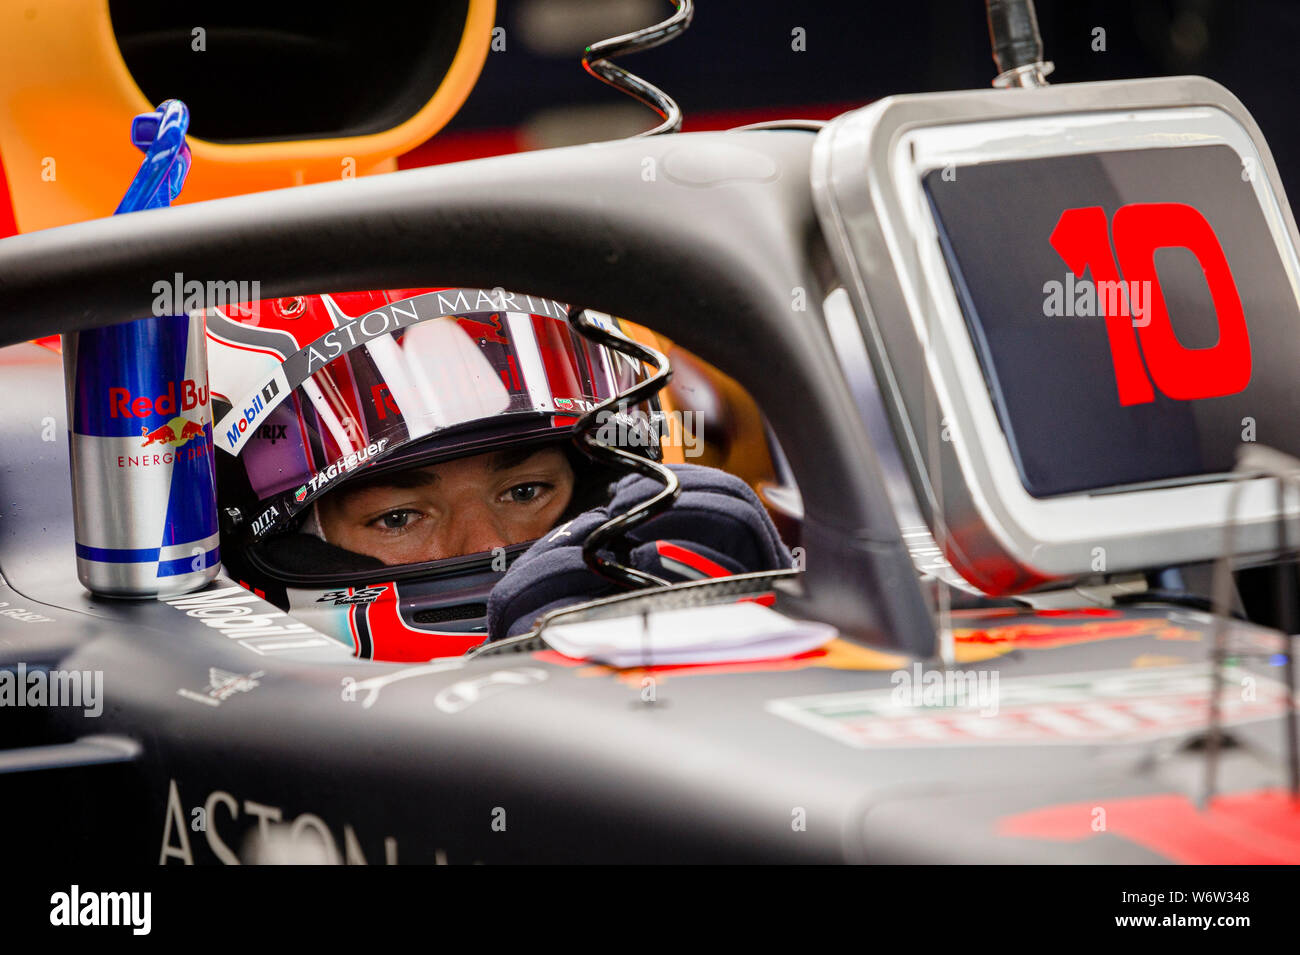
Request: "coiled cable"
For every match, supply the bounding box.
[581,0,694,137]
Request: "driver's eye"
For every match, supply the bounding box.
[508,484,541,503]
[377,510,414,530]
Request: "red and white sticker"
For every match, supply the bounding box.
[765,664,1291,748]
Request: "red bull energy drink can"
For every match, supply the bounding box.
[62,99,220,597]
[64,315,220,596]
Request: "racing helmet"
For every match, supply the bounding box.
[208,287,662,661]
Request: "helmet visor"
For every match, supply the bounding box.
[217,289,652,539]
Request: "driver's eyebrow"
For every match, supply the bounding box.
[335,449,548,506]
[489,447,546,472]
[340,467,439,498]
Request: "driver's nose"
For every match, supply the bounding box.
[439,503,512,559]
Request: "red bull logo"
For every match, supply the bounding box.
[140,417,205,448]
[140,423,175,447]
[109,378,208,418]
[456,313,509,345]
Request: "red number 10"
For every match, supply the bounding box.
[1049,203,1252,406]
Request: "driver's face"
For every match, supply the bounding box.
[316,446,575,565]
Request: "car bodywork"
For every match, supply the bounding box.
[1,75,1298,863]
